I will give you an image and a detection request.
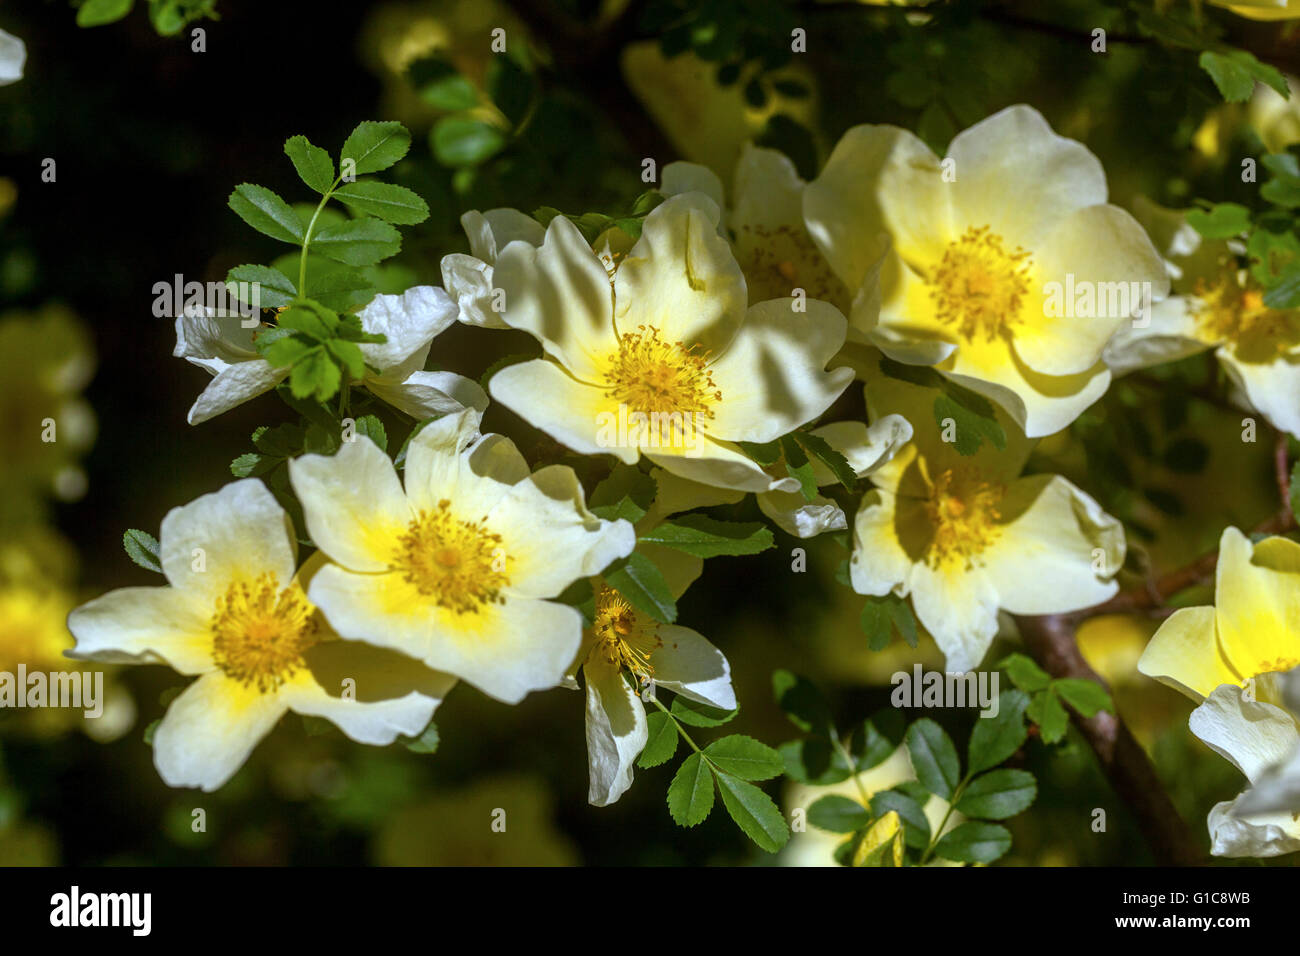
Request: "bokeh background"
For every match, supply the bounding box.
[1,0,1297,865]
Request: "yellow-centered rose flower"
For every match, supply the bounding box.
[804,105,1169,438]
[850,352,1124,671]
[289,408,636,703]
[67,479,451,791]
[1139,527,1300,856]
[488,194,854,493]
[1104,199,1300,439]
[581,584,735,806]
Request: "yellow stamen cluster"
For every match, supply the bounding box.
[210,574,317,693]
[1194,273,1300,360]
[929,225,1032,342]
[603,324,721,420]
[923,466,1004,569]
[394,500,510,614]
[591,587,661,681]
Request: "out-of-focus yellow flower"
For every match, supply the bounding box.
[622,44,816,179]
[1209,0,1300,21]
[0,586,73,674]
[373,774,579,866]
[1105,198,1300,440]
[0,306,95,510]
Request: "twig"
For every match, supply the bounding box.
[1276,429,1293,523]
[1015,613,1204,866]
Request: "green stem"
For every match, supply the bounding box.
[832,733,873,809]
[918,775,969,866]
[649,694,704,756]
[298,175,343,297]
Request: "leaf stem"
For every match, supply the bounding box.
[298,175,343,296]
[917,775,968,866]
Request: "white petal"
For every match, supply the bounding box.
[849,488,914,597]
[440,252,507,329]
[493,215,618,381]
[706,297,853,443]
[357,285,458,372]
[365,370,488,420]
[757,489,847,538]
[281,642,456,744]
[652,625,736,709]
[1102,295,1208,376]
[66,586,213,674]
[1218,346,1300,439]
[981,475,1123,615]
[1206,797,1300,858]
[1189,684,1299,783]
[289,438,412,573]
[910,561,1001,673]
[0,28,26,85]
[186,359,288,425]
[152,671,288,792]
[584,654,648,806]
[159,479,297,600]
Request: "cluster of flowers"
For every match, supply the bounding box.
[66,104,1300,855]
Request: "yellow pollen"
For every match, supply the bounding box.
[603,324,721,421]
[393,499,509,614]
[1194,272,1300,359]
[929,225,1033,341]
[923,466,1004,569]
[210,573,317,693]
[591,587,661,681]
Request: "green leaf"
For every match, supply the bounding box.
[1200,49,1289,103]
[604,551,677,623]
[852,810,905,866]
[77,0,134,27]
[932,821,1012,864]
[229,184,305,244]
[638,711,678,768]
[1054,678,1113,719]
[667,752,714,826]
[275,301,339,341]
[326,339,367,381]
[933,392,1006,456]
[432,117,508,167]
[589,464,657,523]
[849,716,900,772]
[807,794,871,833]
[486,55,535,124]
[703,735,783,781]
[1185,202,1251,240]
[311,217,402,267]
[289,347,342,402]
[284,135,335,195]
[967,689,1030,774]
[780,434,819,501]
[230,452,274,478]
[226,265,296,311]
[778,737,851,785]
[771,669,834,737]
[403,721,440,754]
[669,695,737,728]
[262,334,320,369]
[860,594,918,651]
[956,769,1037,820]
[999,652,1051,693]
[792,430,857,490]
[334,182,431,225]
[340,121,412,176]
[640,515,774,558]
[716,773,789,852]
[410,59,480,111]
[122,528,162,574]
[737,439,780,466]
[905,719,961,800]
[1028,687,1070,744]
[351,414,387,452]
[871,790,931,849]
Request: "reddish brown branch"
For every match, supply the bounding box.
[1015,613,1204,866]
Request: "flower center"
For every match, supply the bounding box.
[929,225,1033,341]
[591,587,661,681]
[1194,274,1300,359]
[210,574,317,693]
[603,324,721,425]
[393,499,510,614]
[923,466,1004,569]
[738,223,849,309]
